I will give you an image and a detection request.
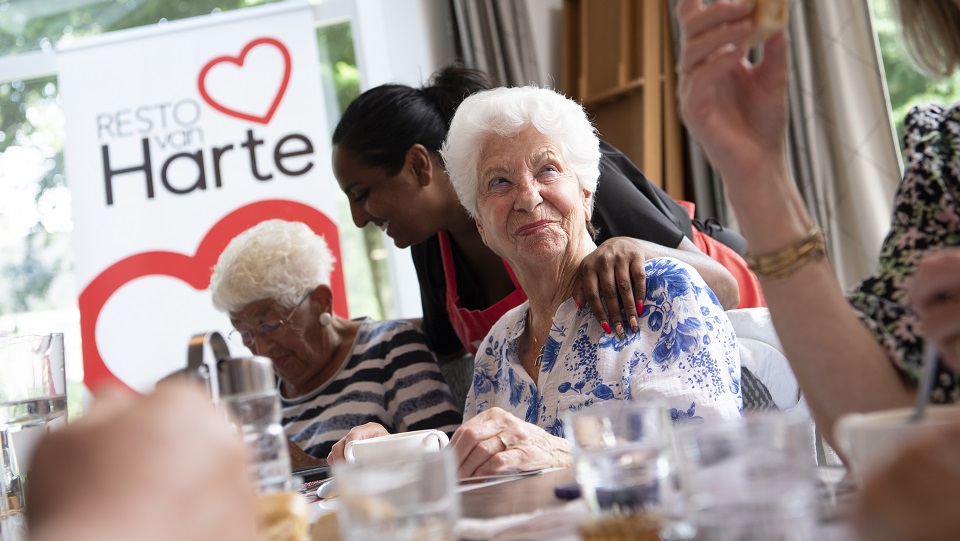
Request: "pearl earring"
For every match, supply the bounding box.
[318,312,332,327]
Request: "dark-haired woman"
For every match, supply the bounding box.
[331,66,740,372]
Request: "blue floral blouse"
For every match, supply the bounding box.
[464,257,743,436]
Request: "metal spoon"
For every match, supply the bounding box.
[908,342,940,423]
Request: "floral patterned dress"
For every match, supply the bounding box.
[848,103,960,403]
[463,257,743,436]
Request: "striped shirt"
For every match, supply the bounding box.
[281,318,462,458]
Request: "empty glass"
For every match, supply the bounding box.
[564,401,672,541]
[675,411,817,541]
[0,333,67,541]
[333,449,460,541]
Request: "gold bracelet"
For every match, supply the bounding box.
[744,226,826,279]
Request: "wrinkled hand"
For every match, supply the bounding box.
[675,0,789,180]
[574,237,646,339]
[856,417,960,541]
[28,383,258,541]
[449,407,572,478]
[326,422,390,464]
[910,249,960,372]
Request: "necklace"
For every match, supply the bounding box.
[526,311,545,367]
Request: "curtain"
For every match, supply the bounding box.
[448,0,540,87]
[667,0,731,225]
[669,0,902,290]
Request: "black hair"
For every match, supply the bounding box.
[331,65,493,175]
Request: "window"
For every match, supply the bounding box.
[872,0,960,148]
[315,20,393,320]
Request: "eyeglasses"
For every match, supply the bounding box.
[229,292,311,349]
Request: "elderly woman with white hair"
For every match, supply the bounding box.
[440,86,742,476]
[209,219,462,466]
[330,88,742,477]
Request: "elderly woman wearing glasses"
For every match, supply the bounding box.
[331,87,742,477]
[209,219,462,466]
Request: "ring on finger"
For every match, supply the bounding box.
[496,433,511,451]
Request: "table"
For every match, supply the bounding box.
[454,468,859,541]
[461,468,575,520]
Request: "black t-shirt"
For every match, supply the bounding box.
[411,140,693,356]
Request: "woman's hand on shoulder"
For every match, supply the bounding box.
[326,422,390,464]
[574,237,646,340]
[449,407,572,478]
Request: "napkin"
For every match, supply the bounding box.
[456,499,587,541]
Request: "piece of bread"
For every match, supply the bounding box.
[741,0,789,46]
[258,491,310,541]
[309,511,341,541]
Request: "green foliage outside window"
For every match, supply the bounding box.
[0,75,64,314]
[872,0,960,147]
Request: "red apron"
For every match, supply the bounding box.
[439,231,528,354]
[675,200,766,309]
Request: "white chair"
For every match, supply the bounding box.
[727,307,801,411]
[727,307,841,466]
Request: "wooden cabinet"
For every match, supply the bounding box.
[562,0,685,199]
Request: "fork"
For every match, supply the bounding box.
[908,342,940,423]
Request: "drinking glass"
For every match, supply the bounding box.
[563,401,672,541]
[0,333,67,541]
[675,411,817,541]
[333,448,460,541]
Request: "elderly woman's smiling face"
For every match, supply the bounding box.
[474,126,592,266]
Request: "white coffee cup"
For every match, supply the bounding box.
[834,404,960,478]
[344,429,449,464]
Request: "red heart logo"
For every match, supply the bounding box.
[198,37,291,124]
[79,200,347,393]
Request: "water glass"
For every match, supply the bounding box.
[220,388,291,493]
[333,448,459,541]
[0,333,67,541]
[563,401,672,541]
[675,411,817,541]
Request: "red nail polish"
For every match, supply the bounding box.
[637,301,644,314]
[615,323,626,340]
[601,321,612,334]
[574,300,581,312]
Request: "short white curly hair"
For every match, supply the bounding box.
[440,86,600,218]
[209,219,335,313]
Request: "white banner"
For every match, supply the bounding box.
[58,1,347,393]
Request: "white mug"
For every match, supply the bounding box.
[834,404,960,478]
[344,429,449,464]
